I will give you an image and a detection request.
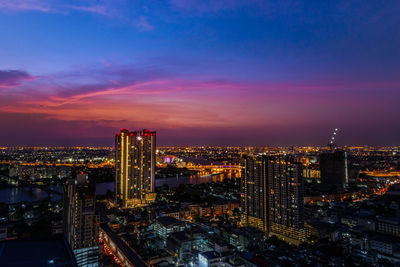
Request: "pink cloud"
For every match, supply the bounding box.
[0,70,39,88]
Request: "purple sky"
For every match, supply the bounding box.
[0,0,399,146]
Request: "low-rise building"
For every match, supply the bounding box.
[377,217,400,237]
[198,251,227,267]
[154,216,186,241]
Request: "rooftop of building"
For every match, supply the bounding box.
[200,251,224,260]
[377,216,400,224]
[167,231,188,242]
[100,223,147,267]
[369,233,400,244]
[157,216,182,227]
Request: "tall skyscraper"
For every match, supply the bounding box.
[268,157,306,245]
[115,129,156,208]
[241,156,306,245]
[320,149,348,192]
[63,173,99,267]
[241,156,268,232]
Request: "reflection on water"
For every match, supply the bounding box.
[156,173,224,188]
[158,170,240,188]
[96,171,241,195]
[0,186,62,204]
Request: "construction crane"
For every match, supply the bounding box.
[328,128,338,150]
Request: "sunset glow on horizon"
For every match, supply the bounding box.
[1,0,399,146]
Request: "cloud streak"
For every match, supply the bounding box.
[65,4,110,16]
[0,0,131,20]
[0,0,53,13]
[133,16,154,31]
[0,70,38,88]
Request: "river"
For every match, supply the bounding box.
[0,173,236,201]
[96,173,235,195]
[0,186,62,204]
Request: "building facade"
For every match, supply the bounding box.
[267,157,306,245]
[240,156,268,232]
[320,150,348,191]
[63,173,99,267]
[115,129,156,208]
[377,217,400,237]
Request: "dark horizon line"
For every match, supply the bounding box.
[0,144,398,148]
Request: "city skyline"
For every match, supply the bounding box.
[1,0,400,146]
[1,141,400,265]
[1,2,400,265]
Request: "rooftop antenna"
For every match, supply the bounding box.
[328,128,338,150]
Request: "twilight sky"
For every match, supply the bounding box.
[0,0,399,146]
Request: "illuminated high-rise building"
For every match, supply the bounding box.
[268,157,306,245]
[63,173,99,267]
[241,156,306,245]
[241,156,268,232]
[115,129,156,208]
